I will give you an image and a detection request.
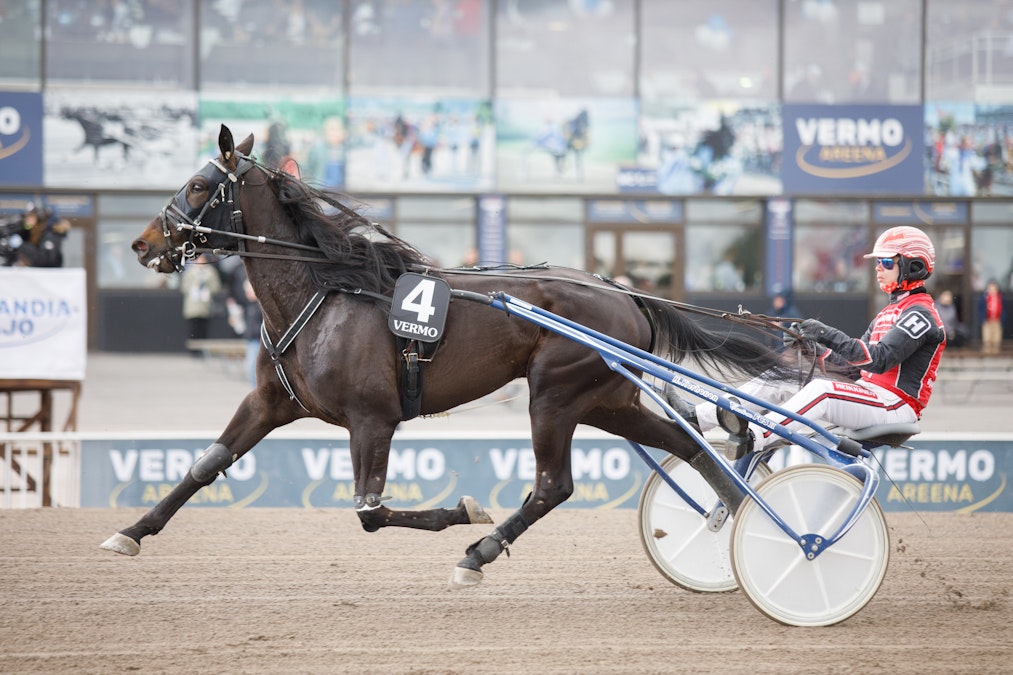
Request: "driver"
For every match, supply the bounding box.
[668,225,947,456]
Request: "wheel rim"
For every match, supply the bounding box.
[638,451,769,593]
[730,464,890,626]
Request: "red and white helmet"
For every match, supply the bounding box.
[864,226,935,288]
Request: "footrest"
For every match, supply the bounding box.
[838,422,921,447]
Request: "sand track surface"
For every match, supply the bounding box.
[0,508,1009,674]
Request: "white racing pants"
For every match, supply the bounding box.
[695,376,918,453]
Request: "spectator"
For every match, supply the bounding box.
[936,289,967,348]
[764,289,803,349]
[180,253,222,355]
[8,203,71,268]
[978,280,1005,355]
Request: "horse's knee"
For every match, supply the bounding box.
[190,443,235,483]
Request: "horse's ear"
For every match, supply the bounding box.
[218,125,235,161]
[236,134,255,158]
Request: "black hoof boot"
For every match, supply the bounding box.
[665,387,698,427]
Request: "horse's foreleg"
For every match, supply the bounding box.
[100,390,296,556]
[99,442,236,555]
[354,496,494,533]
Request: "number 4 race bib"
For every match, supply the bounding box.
[388,273,451,342]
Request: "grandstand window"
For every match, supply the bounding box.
[927,0,1013,102]
[784,0,922,104]
[199,0,345,92]
[347,0,489,97]
[640,0,779,102]
[495,0,634,97]
[0,0,41,87]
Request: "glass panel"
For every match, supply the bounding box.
[0,0,41,87]
[927,0,1013,101]
[793,224,870,293]
[97,194,172,288]
[348,0,489,96]
[973,199,1013,224]
[971,227,1013,292]
[496,0,635,97]
[46,0,195,87]
[685,224,762,292]
[794,199,868,224]
[200,0,344,92]
[398,222,475,268]
[640,0,778,101]
[622,231,676,295]
[784,0,922,104]
[592,230,616,277]
[507,197,582,222]
[686,199,763,223]
[397,196,475,221]
[507,223,582,269]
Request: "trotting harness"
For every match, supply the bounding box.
[155,152,810,419]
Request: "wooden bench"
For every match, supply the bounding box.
[185,339,248,378]
[935,351,1013,403]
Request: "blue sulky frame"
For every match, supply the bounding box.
[455,289,879,562]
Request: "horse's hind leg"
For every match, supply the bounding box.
[449,408,579,588]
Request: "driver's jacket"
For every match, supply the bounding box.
[817,287,946,416]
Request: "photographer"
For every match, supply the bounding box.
[4,203,71,268]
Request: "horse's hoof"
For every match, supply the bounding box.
[100,532,140,556]
[448,565,484,588]
[461,496,494,525]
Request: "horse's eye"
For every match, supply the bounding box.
[190,181,205,194]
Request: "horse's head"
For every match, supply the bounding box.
[132,125,256,273]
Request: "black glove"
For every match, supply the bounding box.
[795,318,831,341]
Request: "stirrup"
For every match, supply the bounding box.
[727,429,755,460]
[716,396,749,435]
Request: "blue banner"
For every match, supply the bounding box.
[782,104,924,195]
[80,435,1013,513]
[0,91,43,186]
[764,197,793,296]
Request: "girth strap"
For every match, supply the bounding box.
[260,290,329,412]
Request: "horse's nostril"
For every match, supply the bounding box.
[131,239,148,254]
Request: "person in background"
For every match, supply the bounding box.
[667,226,946,457]
[764,288,803,349]
[240,278,263,388]
[936,289,966,348]
[978,279,1005,355]
[179,252,222,355]
[8,203,71,268]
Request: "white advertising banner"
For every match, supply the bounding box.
[0,268,87,380]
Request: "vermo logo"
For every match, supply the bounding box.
[794,117,912,179]
[0,107,31,161]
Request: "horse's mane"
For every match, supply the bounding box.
[269,172,430,295]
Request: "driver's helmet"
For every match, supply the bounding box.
[863,226,935,291]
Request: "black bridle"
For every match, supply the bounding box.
[154,153,334,272]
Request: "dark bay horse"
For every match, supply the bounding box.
[103,124,794,586]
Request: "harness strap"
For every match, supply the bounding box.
[260,290,329,412]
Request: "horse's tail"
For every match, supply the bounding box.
[640,296,797,385]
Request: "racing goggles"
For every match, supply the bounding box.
[875,257,897,270]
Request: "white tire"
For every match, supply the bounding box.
[730,464,889,626]
[638,451,770,593]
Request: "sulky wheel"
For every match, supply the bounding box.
[638,450,770,593]
[729,464,890,627]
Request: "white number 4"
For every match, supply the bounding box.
[400,278,437,323]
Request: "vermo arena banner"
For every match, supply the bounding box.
[79,434,1013,513]
[782,104,924,195]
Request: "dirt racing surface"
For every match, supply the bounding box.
[0,507,1009,674]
